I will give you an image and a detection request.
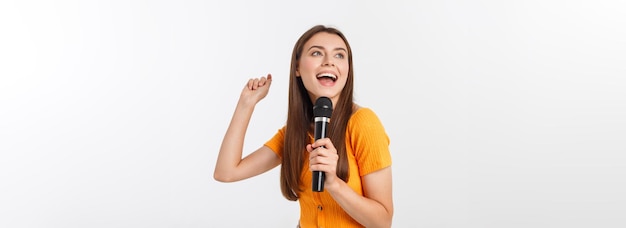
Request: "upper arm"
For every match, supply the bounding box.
[362,166,394,216]
[222,146,281,182]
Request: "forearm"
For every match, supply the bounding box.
[213,100,255,182]
[326,180,393,228]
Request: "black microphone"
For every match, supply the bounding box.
[312,96,332,192]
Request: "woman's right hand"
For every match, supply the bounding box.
[214,73,280,183]
[239,74,272,106]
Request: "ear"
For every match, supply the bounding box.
[295,68,301,77]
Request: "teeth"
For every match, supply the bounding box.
[317,73,337,80]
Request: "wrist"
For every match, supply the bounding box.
[324,177,342,193]
[236,98,256,110]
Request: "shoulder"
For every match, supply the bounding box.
[347,106,388,138]
[349,107,384,126]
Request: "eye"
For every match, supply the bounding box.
[312,51,322,56]
[334,53,345,59]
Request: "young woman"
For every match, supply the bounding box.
[214,25,393,228]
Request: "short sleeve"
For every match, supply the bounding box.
[348,108,392,176]
[264,126,286,158]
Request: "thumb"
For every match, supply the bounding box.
[265,73,272,86]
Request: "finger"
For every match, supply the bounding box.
[252,79,259,90]
[308,146,320,161]
[247,79,255,90]
[306,144,314,153]
[309,156,336,172]
[266,74,272,86]
[312,138,336,152]
[311,147,337,163]
[260,74,272,87]
[259,76,267,86]
[311,138,326,149]
[308,148,328,162]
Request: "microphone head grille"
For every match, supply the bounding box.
[313,97,333,118]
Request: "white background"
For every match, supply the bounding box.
[1,0,625,227]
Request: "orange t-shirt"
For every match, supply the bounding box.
[264,108,392,228]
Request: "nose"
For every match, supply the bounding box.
[322,56,334,66]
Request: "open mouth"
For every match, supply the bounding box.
[316,73,337,82]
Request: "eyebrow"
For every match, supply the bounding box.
[308,45,347,52]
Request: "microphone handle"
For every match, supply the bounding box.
[312,170,325,192]
[312,119,329,192]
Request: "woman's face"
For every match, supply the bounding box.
[297,32,350,105]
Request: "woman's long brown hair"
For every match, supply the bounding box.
[281,25,355,201]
